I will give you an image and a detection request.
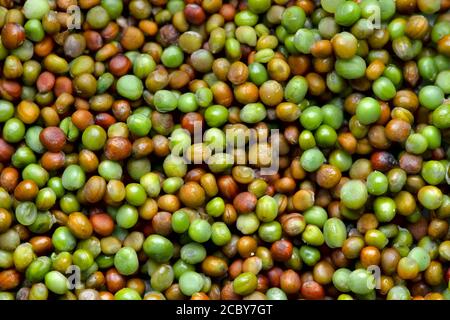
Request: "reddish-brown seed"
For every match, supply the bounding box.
[408,217,428,241]
[181,112,204,134]
[301,281,325,299]
[228,259,243,279]
[385,119,411,142]
[14,180,39,201]
[36,72,56,93]
[84,30,103,51]
[256,274,269,293]
[280,269,301,294]
[54,76,73,96]
[219,4,236,21]
[0,269,21,291]
[0,139,14,163]
[95,113,116,129]
[104,137,132,161]
[112,100,131,121]
[120,27,145,51]
[233,192,257,214]
[108,54,132,76]
[267,267,283,287]
[371,151,397,172]
[152,211,173,236]
[217,175,239,199]
[158,24,179,47]
[270,239,293,262]
[29,236,53,256]
[184,4,206,25]
[39,127,66,152]
[90,213,114,237]
[72,110,95,130]
[83,176,107,204]
[67,212,93,239]
[237,236,258,258]
[220,281,241,300]
[0,79,22,100]
[105,268,126,293]
[399,152,422,174]
[0,167,19,192]
[316,164,342,189]
[1,23,25,50]
[40,152,66,171]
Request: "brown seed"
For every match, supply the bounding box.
[84,30,103,51]
[104,137,132,161]
[0,167,19,192]
[132,137,153,159]
[36,71,56,93]
[371,151,397,172]
[368,125,391,149]
[83,176,107,203]
[90,213,114,237]
[14,180,39,201]
[301,280,325,299]
[0,79,22,100]
[292,189,315,211]
[428,219,449,239]
[181,112,204,134]
[217,175,239,199]
[108,54,132,77]
[178,182,205,208]
[233,192,257,214]
[0,139,14,163]
[158,24,179,47]
[316,164,342,189]
[407,217,428,241]
[227,61,248,85]
[67,212,93,239]
[270,239,293,262]
[201,256,228,277]
[40,152,66,171]
[360,246,381,268]
[0,208,12,233]
[95,113,116,129]
[381,248,401,275]
[151,211,173,236]
[357,213,379,233]
[1,23,25,50]
[237,236,258,258]
[120,27,144,51]
[29,236,53,256]
[280,269,301,294]
[0,269,21,291]
[267,267,283,287]
[281,213,306,237]
[105,268,126,293]
[313,260,335,285]
[220,281,241,300]
[39,127,66,152]
[385,119,411,142]
[184,4,206,25]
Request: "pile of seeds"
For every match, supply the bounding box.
[0,0,449,300]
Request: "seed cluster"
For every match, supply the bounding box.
[0,0,449,301]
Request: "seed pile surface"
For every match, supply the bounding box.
[0,0,449,301]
